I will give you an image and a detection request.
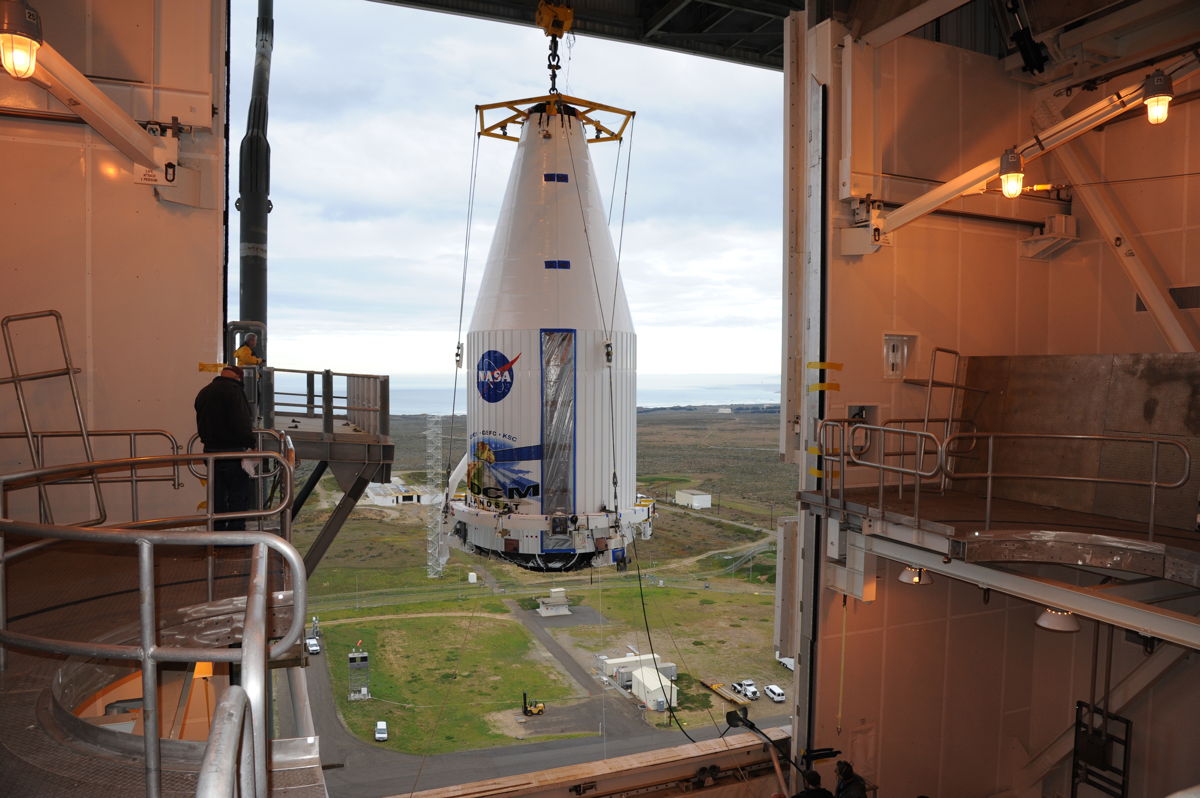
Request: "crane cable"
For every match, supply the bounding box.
[443,119,483,510]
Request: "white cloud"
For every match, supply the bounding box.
[229,0,782,378]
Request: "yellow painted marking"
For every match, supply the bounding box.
[198,362,225,372]
[806,361,844,371]
[808,382,841,392]
[808,467,841,478]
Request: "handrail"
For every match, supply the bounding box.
[0,451,303,798]
[266,367,390,436]
[0,520,305,662]
[943,432,1191,538]
[0,452,293,537]
[847,423,941,525]
[196,685,256,798]
[184,429,292,482]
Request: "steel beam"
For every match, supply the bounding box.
[302,469,372,577]
[644,0,691,36]
[33,43,167,169]
[852,531,1200,650]
[1048,136,1200,352]
[1013,639,1189,792]
[860,0,971,47]
[878,52,1200,236]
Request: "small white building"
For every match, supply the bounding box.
[536,587,571,617]
[363,478,435,506]
[630,665,677,710]
[674,489,712,509]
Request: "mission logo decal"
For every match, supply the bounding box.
[476,350,521,403]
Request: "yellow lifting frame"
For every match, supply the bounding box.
[476,94,635,144]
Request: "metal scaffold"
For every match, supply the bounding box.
[425,415,449,577]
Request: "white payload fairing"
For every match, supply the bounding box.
[446,96,651,571]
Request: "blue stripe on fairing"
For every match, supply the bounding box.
[490,445,543,463]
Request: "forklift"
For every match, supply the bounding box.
[522,692,545,716]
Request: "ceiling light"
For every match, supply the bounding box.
[999,147,1024,199]
[898,566,932,585]
[1036,607,1080,633]
[0,0,42,79]
[1142,69,1173,125]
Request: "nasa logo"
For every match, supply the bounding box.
[476,350,521,403]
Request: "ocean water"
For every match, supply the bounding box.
[273,372,779,416]
[386,374,780,415]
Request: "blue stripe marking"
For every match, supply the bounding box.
[543,260,571,270]
[543,173,569,183]
[490,444,543,463]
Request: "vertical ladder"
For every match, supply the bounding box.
[0,310,104,524]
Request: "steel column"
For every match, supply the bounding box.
[238,0,274,331]
[138,539,162,798]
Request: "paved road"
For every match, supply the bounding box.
[304,601,789,796]
[308,637,791,798]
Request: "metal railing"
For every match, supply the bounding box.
[0,451,304,798]
[813,422,1192,539]
[1,310,104,525]
[943,432,1191,539]
[819,421,942,524]
[0,428,182,521]
[269,367,390,436]
[197,685,256,798]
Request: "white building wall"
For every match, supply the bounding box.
[0,1,226,522]
[630,665,676,709]
[786,15,1200,798]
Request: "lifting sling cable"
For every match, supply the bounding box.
[608,119,635,335]
[444,119,483,503]
[607,137,623,225]
[563,120,611,341]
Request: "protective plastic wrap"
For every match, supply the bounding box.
[540,330,576,517]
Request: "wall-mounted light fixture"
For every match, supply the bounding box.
[1035,607,1080,632]
[898,566,933,585]
[999,147,1024,199]
[0,0,41,79]
[1142,69,1173,125]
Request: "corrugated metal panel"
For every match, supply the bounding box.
[911,0,1006,58]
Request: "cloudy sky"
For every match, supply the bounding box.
[227,1,783,381]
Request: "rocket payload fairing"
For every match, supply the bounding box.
[446,96,651,571]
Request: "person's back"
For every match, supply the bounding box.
[793,770,833,798]
[834,761,868,798]
[195,371,254,452]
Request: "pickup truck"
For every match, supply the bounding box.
[731,679,760,700]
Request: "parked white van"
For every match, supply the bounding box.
[374,721,388,741]
[764,684,785,703]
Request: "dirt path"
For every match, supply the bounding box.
[319,611,514,626]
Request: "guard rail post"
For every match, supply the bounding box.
[138,538,162,798]
[322,370,334,434]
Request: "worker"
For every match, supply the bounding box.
[792,770,832,798]
[834,761,867,798]
[234,332,263,366]
[194,365,255,530]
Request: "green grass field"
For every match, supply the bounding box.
[298,408,794,747]
[323,614,579,754]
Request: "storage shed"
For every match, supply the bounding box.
[674,489,711,509]
[630,666,676,711]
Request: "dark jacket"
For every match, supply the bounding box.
[835,775,867,798]
[194,376,254,451]
[794,789,833,798]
